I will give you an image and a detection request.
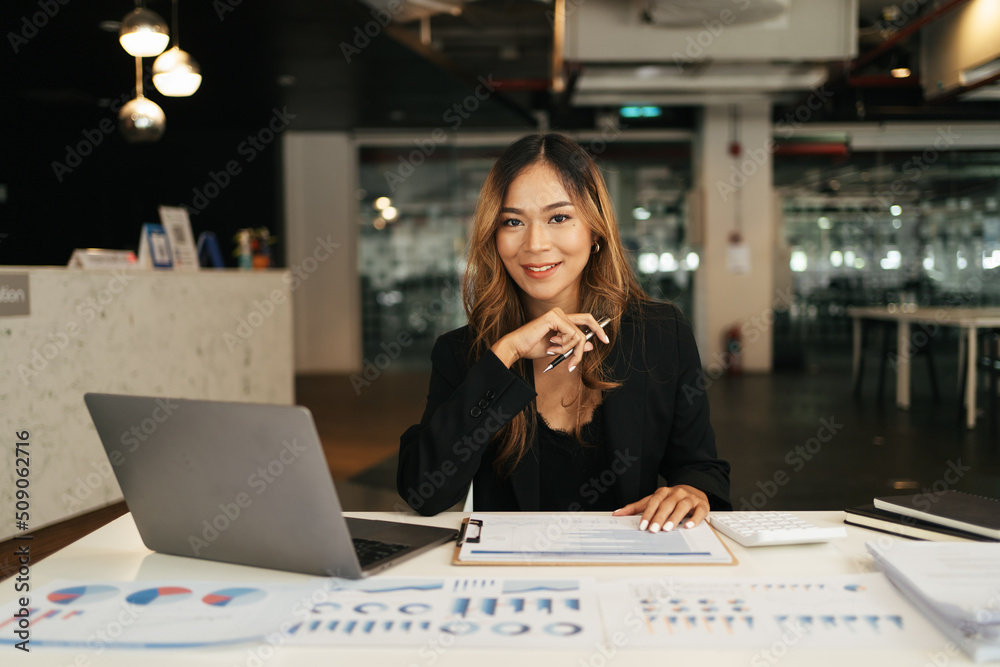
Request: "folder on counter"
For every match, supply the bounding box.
[453,513,736,566]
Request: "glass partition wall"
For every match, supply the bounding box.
[776,148,1000,353]
[357,136,1000,371]
[357,139,696,369]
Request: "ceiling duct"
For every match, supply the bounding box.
[641,0,788,27]
[565,0,856,107]
[363,0,462,24]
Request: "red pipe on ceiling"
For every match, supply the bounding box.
[773,143,850,157]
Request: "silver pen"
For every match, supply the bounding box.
[543,317,612,373]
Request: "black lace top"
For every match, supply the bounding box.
[536,403,617,511]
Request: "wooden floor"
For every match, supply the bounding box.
[296,372,428,479]
[0,503,126,582]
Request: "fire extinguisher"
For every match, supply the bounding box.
[724,325,742,375]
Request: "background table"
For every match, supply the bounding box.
[0,511,974,666]
[848,305,1000,428]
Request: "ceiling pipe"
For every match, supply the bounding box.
[344,1,538,127]
[846,75,921,88]
[772,142,849,157]
[849,0,972,75]
[551,0,566,94]
[489,78,552,92]
[778,0,972,123]
[928,69,1000,104]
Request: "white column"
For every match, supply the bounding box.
[692,102,775,373]
[284,132,362,373]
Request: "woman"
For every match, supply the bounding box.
[397,133,731,532]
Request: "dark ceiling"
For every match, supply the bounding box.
[1,0,998,267]
[2,1,544,135]
[5,1,998,135]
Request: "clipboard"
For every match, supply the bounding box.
[452,516,738,567]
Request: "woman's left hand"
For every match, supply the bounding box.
[611,485,710,532]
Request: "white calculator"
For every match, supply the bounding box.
[707,512,847,547]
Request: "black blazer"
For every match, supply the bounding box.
[397,301,732,515]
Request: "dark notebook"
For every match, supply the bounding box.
[873,490,1000,540]
[844,503,998,542]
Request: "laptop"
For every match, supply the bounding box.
[83,393,457,578]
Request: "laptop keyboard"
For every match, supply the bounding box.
[352,538,409,567]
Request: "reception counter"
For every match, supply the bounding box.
[0,267,294,541]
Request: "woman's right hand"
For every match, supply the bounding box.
[489,308,610,370]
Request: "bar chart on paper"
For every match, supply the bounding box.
[597,574,948,650]
[283,577,603,648]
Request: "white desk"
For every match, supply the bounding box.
[2,511,973,666]
[848,305,1000,428]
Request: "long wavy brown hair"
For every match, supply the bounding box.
[463,133,651,477]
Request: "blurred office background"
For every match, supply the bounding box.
[2,0,1000,543]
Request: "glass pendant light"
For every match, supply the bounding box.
[153,47,201,96]
[119,57,165,142]
[153,0,201,97]
[119,7,169,57]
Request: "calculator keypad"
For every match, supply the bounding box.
[707,512,846,547]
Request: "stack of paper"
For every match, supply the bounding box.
[868,541,1000,662]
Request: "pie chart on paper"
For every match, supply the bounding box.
[202,587,267,607]
[47,585,119,605]
[125,586,192,606]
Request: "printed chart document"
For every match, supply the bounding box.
[0,579,314,649]
[456,513,735,565]
[597,573,946,650]
[283,576,602,648]
[0,578,601,650]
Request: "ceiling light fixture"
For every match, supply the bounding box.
[153,48,201,96]
[153,0,201,96]
[119,56,165,142]
[119,6,169,57]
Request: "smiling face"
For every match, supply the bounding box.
[495,161,595,319]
